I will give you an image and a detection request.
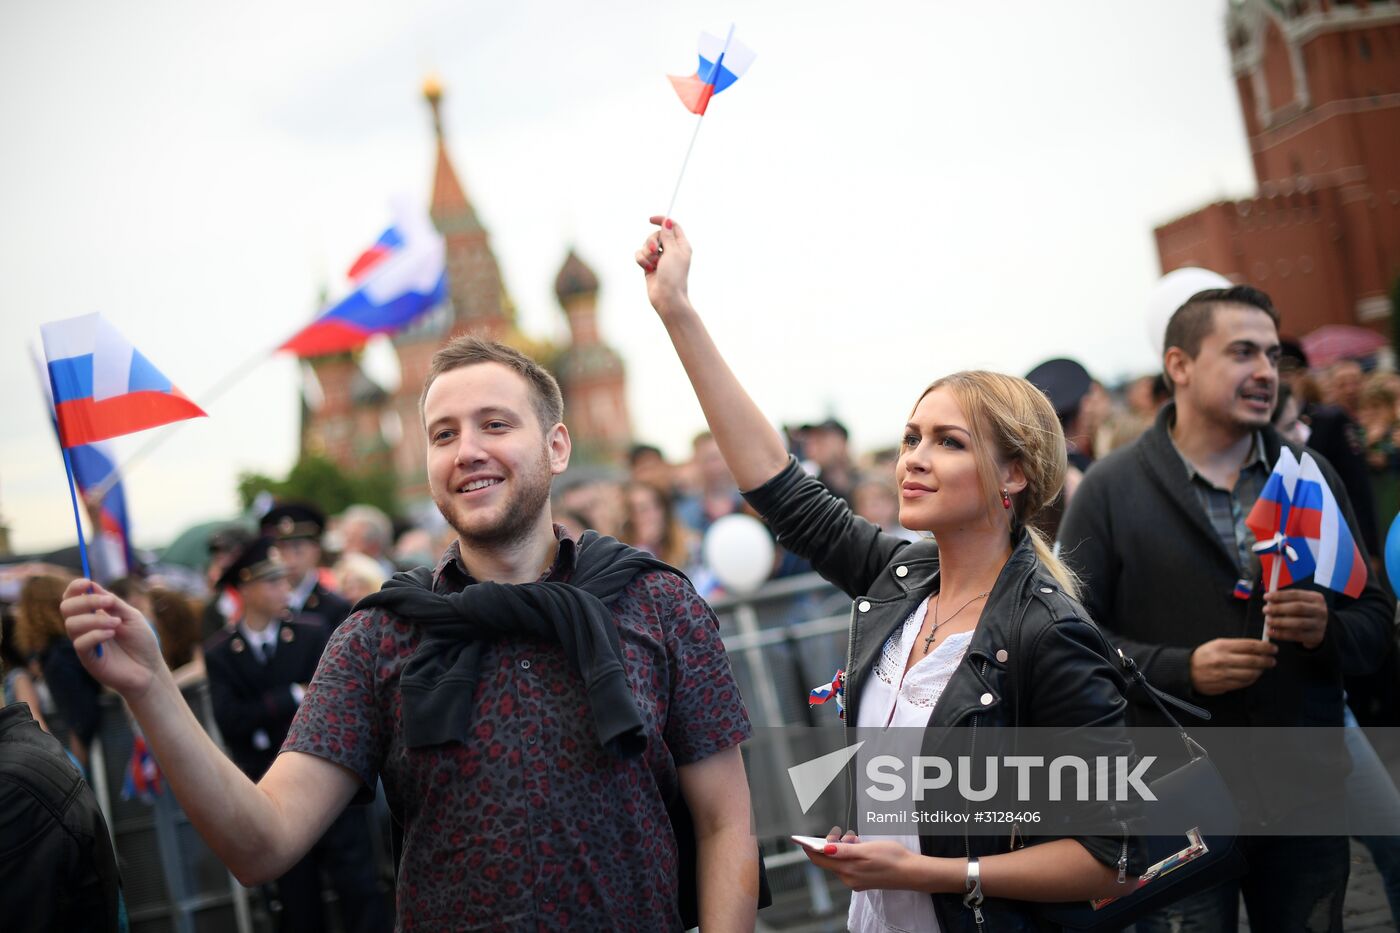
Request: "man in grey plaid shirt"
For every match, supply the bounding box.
[1061,284,1396,933]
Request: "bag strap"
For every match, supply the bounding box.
[1114,649,1212,761]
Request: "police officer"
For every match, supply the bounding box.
[204,538,389,933]
[259,503,353,634]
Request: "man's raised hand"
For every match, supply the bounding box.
[636,215,693,320]
[61,578,165,700]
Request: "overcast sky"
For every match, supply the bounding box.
[0,0,1257,553]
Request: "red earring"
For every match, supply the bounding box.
[1001,489,1012,510]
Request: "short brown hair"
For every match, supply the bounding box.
[1162,286,1280,390]
[419,336,564,430]
[1164,286,1279,360]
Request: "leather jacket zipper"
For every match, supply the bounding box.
[964,658,988,928]
[1117,819,1129,884]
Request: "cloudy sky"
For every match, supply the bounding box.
[0,0,1257,553]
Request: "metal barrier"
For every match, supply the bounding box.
[93,683,253,933]
[709,572,855,932]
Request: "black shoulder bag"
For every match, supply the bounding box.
[1035,650,1246,931]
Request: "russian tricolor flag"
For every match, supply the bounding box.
[30,345,136,578]
[280,205,448,358]
[41,313,206,449]
[1290,452,1368,598]
[669,29,757,115]
[1245,447,1316,588]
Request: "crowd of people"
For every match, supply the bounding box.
[1,216,1399,932]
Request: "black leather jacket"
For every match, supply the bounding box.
[745,458,1141,932]
[0,702,123,932]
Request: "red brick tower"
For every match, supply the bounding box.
[1155,0,1400,334]
[553,249,631,464]
[299,279,393,472]
[388,77,521,498]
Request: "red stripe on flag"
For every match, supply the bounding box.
[55,392,207,447]
[1290,506,1323,539]
[1342,545,1368,598]
[669,74,716,115]
[347,245,392,282]
[278,319,373,358]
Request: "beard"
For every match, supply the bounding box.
[433,445,554,550]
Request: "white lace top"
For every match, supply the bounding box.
[848,595,973,933]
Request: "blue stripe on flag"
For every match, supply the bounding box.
[1330,521,1355,590]
[127,349,174,394]
[322,270,449,332]
[697,56,739,94]
[49,355,94,403]
[376,226,405,249]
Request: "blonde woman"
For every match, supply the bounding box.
[637,218,1140,931]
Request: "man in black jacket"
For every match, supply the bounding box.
[0,615,123,931]
[205,537,389,933]
[1061,285,1396,933]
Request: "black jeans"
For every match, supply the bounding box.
[1133,835,1349,933]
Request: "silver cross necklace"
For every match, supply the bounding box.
[921,590,990,655]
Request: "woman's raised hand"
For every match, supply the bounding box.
[60,578,165,701]
[636,215,693,320]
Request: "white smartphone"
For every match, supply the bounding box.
[790,834,831,851]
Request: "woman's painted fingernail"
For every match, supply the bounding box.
[663,218,673,229]
[823,844,838,855]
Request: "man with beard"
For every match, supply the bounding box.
[59,338,758,932]
[1060,286,1395,932]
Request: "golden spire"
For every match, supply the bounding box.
[422,73,443,137]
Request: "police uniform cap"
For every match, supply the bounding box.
[1025,358,1093,421]
[260,503,327,543]
[798,417,849,440]
[217,536,290,590]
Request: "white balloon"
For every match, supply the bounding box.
[702,514,775,595]
[1147,267,1232,360]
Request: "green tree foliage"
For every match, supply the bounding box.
[237,455,397,517]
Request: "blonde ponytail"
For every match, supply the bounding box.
[1024,524,1080,601]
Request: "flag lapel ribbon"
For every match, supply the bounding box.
[40,313,206,448]
[809,668,846,718]
[279,207,448,358]
[1245,447,1316,587]
[1292,452,1368,597]
[669,29,757,115]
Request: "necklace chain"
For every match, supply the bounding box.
[921,590,990,655]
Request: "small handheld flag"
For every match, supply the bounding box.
[122,727,164,804]
[1246,447,1316,598]
[41,313,206,448]
[41,314,205,652]
[663,26,756,219]
[668,28,757,116]
[1291,452,1368,597]
[280,205,448,358]
[31,346,136,581]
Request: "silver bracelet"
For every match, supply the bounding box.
[963,855,984,908]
